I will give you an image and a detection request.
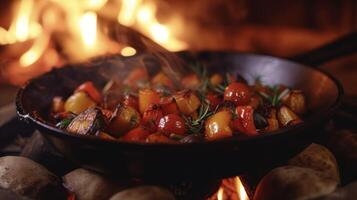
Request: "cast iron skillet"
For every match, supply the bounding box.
[16,33,356,181]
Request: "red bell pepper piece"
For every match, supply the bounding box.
[75,81,102,103]
[232,106,257,135]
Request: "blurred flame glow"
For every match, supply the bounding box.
[84,0,108,10]
[13,0,33,41]
[79,12,97,49]
[20,34,49,67]
[117,0,187,51]
[0,0,41,45]
[118,0,142,26]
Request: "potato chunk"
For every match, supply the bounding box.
[64,92,96,115]
[204,110,233,140]
[173,90,201,115]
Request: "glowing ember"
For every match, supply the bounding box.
[79,11,98,49]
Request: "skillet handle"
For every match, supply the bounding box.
[291,32,357,67]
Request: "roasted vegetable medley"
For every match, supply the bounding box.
[51,63,307,143]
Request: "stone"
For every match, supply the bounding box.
[0,156,65,200]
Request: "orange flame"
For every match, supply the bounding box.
[20,33,50,67]
[117,0,187,51]
[79,11,98,49]
[214,177,249,200]
[217,187,224,200]
[0,0,41,45]
[235,177,249,200]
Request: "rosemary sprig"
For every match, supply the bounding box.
[184,100,213,134]
[209,73,232,95]
[56,118,74,129]
[190,62,210,94]
[258,85,290,107]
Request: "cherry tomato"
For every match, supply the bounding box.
[224,82,251,106]
[233,106,257,135]
[121,126,150,142]
[231,118,246,133]
[158,114,187,136]
[75,81,102,103]
[141,104,163,132]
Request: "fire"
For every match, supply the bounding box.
[117,0,187,51]
[83,0,108,11]
[118,0,142,26]
[235,177,249,200]
[20,33,50,67]
[79,12,98,49]
[0,0,41,45]
[1,0,188,84]
[213,177,249,200]
[217,187,224,200]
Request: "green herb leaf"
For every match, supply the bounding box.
[56,118,73,129]
[184,100,213,134]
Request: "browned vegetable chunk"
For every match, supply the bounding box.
[277,106,302,127]
[173,89,201,115]
[66,108,104,135]
[205,110,233,140]
[282,90,306,114]
[64,92,96,114]
[106,105,141,137]
[209,73,223,86]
